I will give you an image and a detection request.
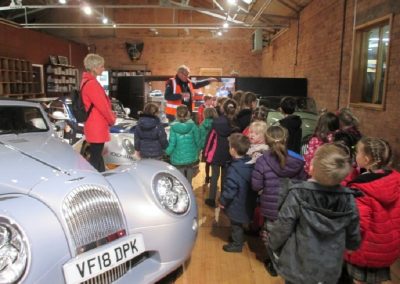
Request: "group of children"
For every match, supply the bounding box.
[133,93,400,284]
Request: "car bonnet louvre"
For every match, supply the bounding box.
[62,185,126,255]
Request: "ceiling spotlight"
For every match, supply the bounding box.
[227,0,237,5]
[113,24,117,28]
[223,22,229,28]
[217,30,223,36]
[58,0,67,4]
[102,17,108,24]
[82,5,92,15]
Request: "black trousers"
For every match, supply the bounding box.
[208,164,226,201]
[230,221,244,247]
[88,142,105,172]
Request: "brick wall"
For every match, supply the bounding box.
[92,30,262,76]
[0,22,87,69]
[261,0,400,168]
[87,7,262,76]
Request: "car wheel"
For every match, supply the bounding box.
[80,141,91,161]
[300,134,313,156]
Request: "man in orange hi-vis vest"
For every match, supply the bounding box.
[164,65,217,122]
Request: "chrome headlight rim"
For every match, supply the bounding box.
[152,172,191,216]
[0,216,30,284]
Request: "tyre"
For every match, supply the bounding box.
[80,141,91,161]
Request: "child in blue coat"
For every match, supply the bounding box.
[219,133,254,253]
[134,103,168,160]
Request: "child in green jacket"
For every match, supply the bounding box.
[166,105,200,185]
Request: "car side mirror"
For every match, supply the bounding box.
[124,107,131,115]
[51,111,68,120]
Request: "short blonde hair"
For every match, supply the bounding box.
[84,53,105,71]
[312,144,351,186]
[249,121,268,142]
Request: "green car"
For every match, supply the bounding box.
[259,96,318,155]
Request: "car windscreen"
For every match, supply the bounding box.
[0,106,49,134]
[112,101,126,116]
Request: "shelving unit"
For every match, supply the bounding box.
[0,56,44,99]
[45,63,78,95]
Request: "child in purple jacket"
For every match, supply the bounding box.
[252,125,307,276]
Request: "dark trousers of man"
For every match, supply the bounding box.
[230,220,244,248]
[208,164,226,201]
[88,142,105,172]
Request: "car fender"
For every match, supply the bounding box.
[105,160,197,227]
[0,194,70,283]
[104,160,198,262]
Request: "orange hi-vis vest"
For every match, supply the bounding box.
[165,78,195,116]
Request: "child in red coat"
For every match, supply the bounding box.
[345,137,400,284]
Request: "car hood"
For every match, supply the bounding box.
[111,119,137,133]
[0,133,93,193]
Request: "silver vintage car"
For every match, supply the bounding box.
[35,96,138,168]
[0,99,198,283]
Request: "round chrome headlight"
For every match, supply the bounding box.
[122,138,135,155]
[0,219,28,283]
[153,173,190,215]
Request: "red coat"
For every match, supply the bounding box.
[81,72,116,143]
[345,170,400,267]
[197,104,205,124]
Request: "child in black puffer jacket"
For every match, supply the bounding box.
[134,103,168,160]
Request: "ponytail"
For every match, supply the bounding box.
[266,126,288,168]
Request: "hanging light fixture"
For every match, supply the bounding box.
[82,5,92,15]
[101,8,108,24]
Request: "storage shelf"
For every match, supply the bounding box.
[45,61,78,95]
[0,56,43,98]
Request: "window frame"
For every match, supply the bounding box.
[349,14,393,111]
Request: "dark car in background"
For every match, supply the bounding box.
[259,96,319,154]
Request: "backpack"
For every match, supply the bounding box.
[70,80,93,123]
[203,128,218,163]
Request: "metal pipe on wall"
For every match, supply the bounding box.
[336,0,348,109]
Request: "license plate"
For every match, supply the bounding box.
[76,133,83,138]
[63,234,145,284]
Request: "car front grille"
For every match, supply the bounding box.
[81,252,149,284]
[62,184,126,255]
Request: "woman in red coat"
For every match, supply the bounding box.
[345,137,400,284]
[81,54,116,172]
